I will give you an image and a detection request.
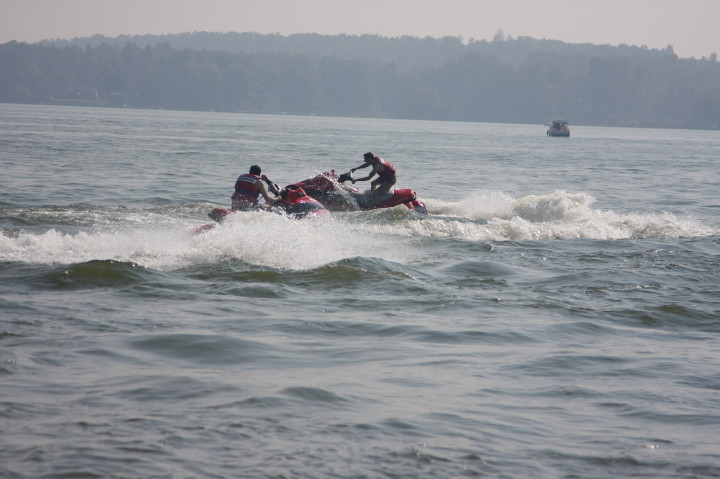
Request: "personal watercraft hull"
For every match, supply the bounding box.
[298,171,428,214]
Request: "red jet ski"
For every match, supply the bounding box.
[293,170,361,211]
[295,170,428,214]
[192,183,330,234]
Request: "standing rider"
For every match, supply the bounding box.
[231,165,280,210]
[350,152,397,204]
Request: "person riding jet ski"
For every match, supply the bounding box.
[231,164,280,210]
[349,152,397,205]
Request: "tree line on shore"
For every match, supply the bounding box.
[1,32,719,129]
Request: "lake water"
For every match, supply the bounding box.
[1,103,719,478]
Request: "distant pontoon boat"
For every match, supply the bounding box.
[547,120,570,137]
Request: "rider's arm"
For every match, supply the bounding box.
[350,162,371,173]
[353,164,379,182]
[257,181,280,203]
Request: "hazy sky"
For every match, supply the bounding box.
[2,0,718,59]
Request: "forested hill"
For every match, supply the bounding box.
[40,31,691,70]
[2,32,719,129]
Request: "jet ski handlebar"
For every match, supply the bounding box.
[262,175,282,196]
[337,171,354,183]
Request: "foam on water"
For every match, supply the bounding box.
[187,211,410,270]
[1,190,716,271]
[0,209,418,271]
[417,189,717,241]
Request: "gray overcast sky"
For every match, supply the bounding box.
[1,0,718,59]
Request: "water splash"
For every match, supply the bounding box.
[409,190,716,241]
[0,208,419,271]
[1,193,716,271]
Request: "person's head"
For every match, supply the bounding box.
[249,165,261,175]
[363,152,374,162]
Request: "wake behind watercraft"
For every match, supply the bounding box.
[295,170,428,214]
[191,183,330,234]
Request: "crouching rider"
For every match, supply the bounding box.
[350,152,397,205]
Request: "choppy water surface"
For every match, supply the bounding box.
[1,103,719,478]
